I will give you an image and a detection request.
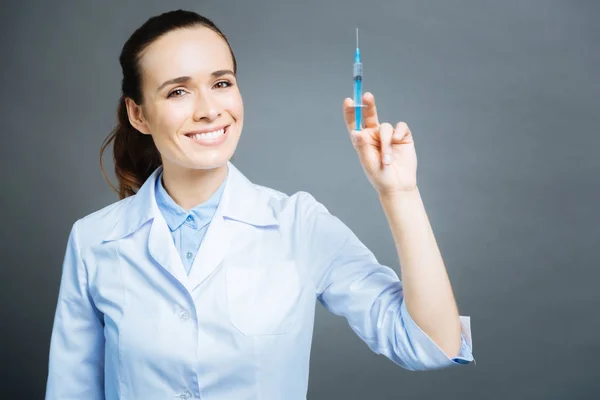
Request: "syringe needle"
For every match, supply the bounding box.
[356,27,359,48]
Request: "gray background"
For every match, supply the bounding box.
[1,0,599,399]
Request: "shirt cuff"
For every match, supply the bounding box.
[400,300,475,369]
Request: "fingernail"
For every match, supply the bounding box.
[383,154,391,165]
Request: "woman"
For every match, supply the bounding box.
[46,9,474,400]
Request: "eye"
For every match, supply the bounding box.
[167,89,187,98]
[214,80,233,89]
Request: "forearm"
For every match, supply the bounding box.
[379,187,462,357]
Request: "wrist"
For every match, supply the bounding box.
[378,186,419,202]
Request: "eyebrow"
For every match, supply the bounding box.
[156,69,235,92]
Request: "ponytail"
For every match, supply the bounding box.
[100,96,161,199]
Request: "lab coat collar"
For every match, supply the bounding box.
[103,161,279,242]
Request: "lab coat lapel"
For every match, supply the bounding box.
[104,162,280,293]
[103,166,191,288]
[147,209,190,289]
[187,163,237,291]
[187,205,230,291]
[187,162,280,291]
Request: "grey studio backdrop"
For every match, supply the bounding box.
[1,1,599,399]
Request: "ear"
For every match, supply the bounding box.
[125,97,151,135]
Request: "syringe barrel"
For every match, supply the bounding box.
[353,62,363,79]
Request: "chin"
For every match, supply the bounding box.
[188,152,234,171]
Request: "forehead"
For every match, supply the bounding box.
[139,26,233,84]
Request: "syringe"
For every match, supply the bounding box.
[353,28,364,130]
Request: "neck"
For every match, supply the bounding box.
[160,163,228,211]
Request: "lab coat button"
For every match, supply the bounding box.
[179,310,190,320]
[186,251,193,260]
[178,391,192,400]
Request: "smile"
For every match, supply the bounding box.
[184,125,230,146]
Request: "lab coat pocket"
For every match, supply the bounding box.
[225,260,302,335]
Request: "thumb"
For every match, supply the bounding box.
[350,128,379,172]
[349,129,368,150]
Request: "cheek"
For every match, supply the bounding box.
[153,102,192,133]
[222,91,244,119]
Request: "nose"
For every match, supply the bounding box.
[193,91,221,122]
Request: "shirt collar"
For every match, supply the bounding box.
[154,168,226,231]
[103,161,279,242]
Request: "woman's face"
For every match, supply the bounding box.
[128,26,243,172]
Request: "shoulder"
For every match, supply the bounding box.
[252,184,357,268]
[254,183,329,216]
[251,183,339,234]
[69,196,133,249]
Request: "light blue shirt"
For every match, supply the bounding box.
[154,169,226,275]
[46,162,475,400]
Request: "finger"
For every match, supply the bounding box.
[343,97,357,131]
[392,122,412,144]
[362,92,380,129]
[379,123,394,166]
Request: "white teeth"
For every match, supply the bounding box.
[190,128,225,140]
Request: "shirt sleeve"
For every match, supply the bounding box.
[300,192,475,371]
[45,221,105,399]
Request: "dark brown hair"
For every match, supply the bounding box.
[100,10,237,199]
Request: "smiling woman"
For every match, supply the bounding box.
[46,8,475,400]
[100,10,242,201]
